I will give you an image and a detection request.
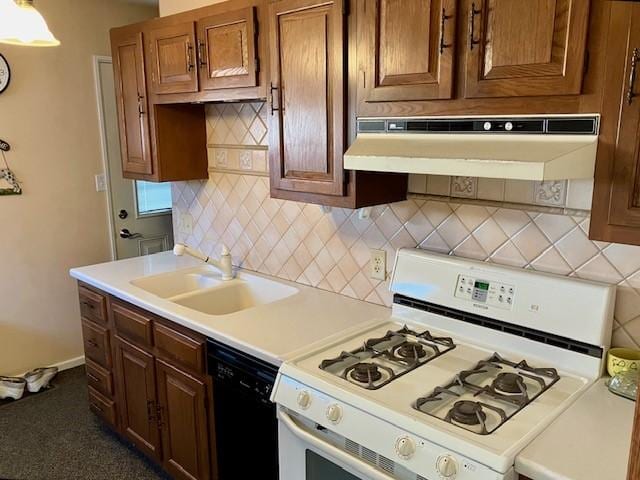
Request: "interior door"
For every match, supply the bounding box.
[114,336,161,461]
[361,0,457,102]
[156,359,210,480]
[268,0,346,196]
[111,31,153,176]
[463,0,590,98]
[95,58,173,260]
[148,22,199,94]
[607,6,640,228]
[197,7,258,91]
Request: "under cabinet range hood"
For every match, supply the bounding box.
[344,115,600,181]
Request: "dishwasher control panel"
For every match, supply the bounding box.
[455,275,515,310]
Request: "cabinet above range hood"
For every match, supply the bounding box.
[344,116,600,181]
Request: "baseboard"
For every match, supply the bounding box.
[52,355,86,372]
[14,355,86,377]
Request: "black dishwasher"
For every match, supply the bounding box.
[207,339,279,479]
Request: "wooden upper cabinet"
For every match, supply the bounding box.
[148,22,199,95]
[111,31,153,176]
[361,0,457,102]
[590,4,640,246]
[463,0,590,98]
[197,7,258,91]
[156,359,211,480]
[268,0,346,197]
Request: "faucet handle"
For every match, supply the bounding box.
[221,244,230,256]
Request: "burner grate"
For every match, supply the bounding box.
[414,352,560,435]
[319,326,456,390]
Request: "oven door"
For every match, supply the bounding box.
[278,408,397,480]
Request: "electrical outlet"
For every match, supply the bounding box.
[179,213,193,235]
[370,249,386,281]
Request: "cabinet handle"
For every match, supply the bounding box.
[186,42,195,72]
[87,339,98,348]
[90,403,104,413]
[81,301,95,310]
[270,82,282,115]
[198,41,206,68]
[469,2,482,51]
[627,48,639,105]
[87,372,100,383]
[146,400,156,421]
[137,94,145,116]
[440,8,453,54]
[156,404,165,427]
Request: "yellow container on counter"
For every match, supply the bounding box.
[607,348,640,377]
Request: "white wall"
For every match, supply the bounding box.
[159,0,225,16]
[0,0,157,375]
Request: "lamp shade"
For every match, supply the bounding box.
[0,0,60,47]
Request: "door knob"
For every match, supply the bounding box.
[118,209,128,219]
[119,228,141,239]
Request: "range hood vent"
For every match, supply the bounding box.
[344,116,600,181]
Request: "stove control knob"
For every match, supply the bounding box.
[395,435,416,459]
[436,455,458,478]
[326,404,342,423]
[297,390,312,409]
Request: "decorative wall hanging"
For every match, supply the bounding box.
[0,139,22,195]
[0,54,10,93]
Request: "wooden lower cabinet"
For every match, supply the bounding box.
[157,359,211,480]
[78,284,216,480]
[114,336,162,461]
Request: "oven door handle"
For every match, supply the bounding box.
[278,410,397,480]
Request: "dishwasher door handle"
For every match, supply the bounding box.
[277,409,396,480]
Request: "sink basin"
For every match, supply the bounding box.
[131,267,223,298]
[131,266,299,315]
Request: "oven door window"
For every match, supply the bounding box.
[306,450,362,480]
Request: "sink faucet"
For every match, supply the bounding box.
[173,243,234,281]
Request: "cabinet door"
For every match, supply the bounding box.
[599,6,640,231]
[361,0,456,102]
[197,7,258,91]
[111,31,153,176]
[268,0,346,196]
[463,0,590,98]
[114,336,161,461]
[148,22,199,95]
[156,359,210,480]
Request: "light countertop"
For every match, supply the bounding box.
[70,252,391,366]
[515,378,635,480]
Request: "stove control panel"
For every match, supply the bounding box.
[455,275,515,310]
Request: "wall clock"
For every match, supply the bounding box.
[0,54,10,94]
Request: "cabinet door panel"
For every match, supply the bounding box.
[608,8,640,228]
[363,0,456,102]
[114,336,161,461]
[149,23,198,94]
[269,0,345,196]
[464,0,590,98]
[156,359,210,480]
[112,31,153,175]
[198,7,258,91]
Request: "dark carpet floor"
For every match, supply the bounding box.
[0,366,171,480]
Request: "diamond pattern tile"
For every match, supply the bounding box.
[174,172,640,347]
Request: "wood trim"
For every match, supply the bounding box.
[628,387,640,479]
[111,300,154,348]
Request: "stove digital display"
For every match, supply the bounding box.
[474,281,489,291]
[472,280,490,302]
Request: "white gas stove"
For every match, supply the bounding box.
[272,249,615,480]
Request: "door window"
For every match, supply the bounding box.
[135,181,172,216]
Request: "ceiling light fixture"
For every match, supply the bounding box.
[0,0,60,47]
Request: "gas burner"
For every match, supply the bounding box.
[448,400,486,426]
[492,372,526,395]
[319,325,456,390]
[414,352,561,435]
[349,363,382,383]
[394,342,427,360]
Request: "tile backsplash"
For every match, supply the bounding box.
[171,103,640,349]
